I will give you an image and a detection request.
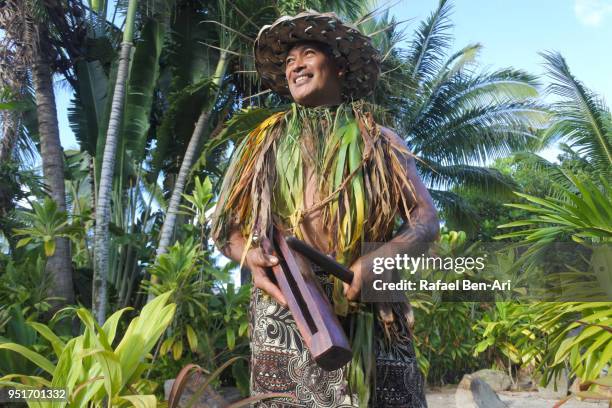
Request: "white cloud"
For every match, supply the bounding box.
[574,0,612,26]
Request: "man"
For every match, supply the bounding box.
[212,11,438,407]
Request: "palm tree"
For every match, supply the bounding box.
[30,25,74,306]
[0,0,79,306]
[93,0,138,324]
[155,53,228,257]
[513,52,612,188]
[543,52,612,174]
[372,0,547,222]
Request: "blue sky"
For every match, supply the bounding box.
[56,0,612,155]
[390,0,611,103]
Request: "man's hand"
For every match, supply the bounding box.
[246,248,287,306]
[343,258,363,301]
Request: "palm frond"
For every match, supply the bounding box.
[406,0,452,83]
[429,189,478,230]
[122,17,164,162]
[542,51,612,175]
[511,151,571,194]
[412,102,546,165]
[419,161,518,198]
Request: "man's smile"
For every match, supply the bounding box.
[293,73,313,85]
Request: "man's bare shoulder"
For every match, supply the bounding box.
[378,125,413,159]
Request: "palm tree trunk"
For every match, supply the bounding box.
[155,52,229,257]
[0,111,18,162]
[31,24,75,305]
[93,0,138,324]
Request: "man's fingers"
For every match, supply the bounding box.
[344,282,359,301]
[250,249,279,267]
[254,272,287,306]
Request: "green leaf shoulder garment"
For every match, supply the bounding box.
[211,102,427,408]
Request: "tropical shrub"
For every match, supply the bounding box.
[495,171,611,402]
[473,302,545,380]
[412,229,491,384]
[13,198,79,258]
[0,291,176,407]
[144,239,251,393]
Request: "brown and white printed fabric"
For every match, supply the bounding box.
[248,264,428,408]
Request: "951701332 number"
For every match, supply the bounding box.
[0,387,68,402]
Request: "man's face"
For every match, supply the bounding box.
[285,42,343,107]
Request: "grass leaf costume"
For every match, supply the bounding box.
[212,103,426,407]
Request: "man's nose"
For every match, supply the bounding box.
[292,56,306,72]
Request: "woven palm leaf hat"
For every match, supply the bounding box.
[254,11,381,99]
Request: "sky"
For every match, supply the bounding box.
[386,0,612,160]
[55,0,612,158]
[389,0,611,103]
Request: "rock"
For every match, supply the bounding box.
[569,377,581,394]
[458,374,473,390]
[537,369,569,399]
[219,386,242,403]
[164,374,229,408]
[455,377,509,408]
[515,365,537,391]
[470,369,513,391]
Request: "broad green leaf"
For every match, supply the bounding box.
[227,328,235,350]
[0,343,55,375]
[186,325,198,353]
[0,375,51,387]
[172,340,183,360]
[16,237,32,248]
[102,307,133,345]
[159,338,173,356]
[44,239,56,257]
[27,322,65,357]
[119,395,157,408]
[90,349,122,401]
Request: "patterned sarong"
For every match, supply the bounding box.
[248,264,428,407]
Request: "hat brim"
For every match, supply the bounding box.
[254,11,380,99]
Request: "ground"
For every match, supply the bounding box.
[426,386,609,408]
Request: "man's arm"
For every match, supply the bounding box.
[344,127,439,300]
[219,228,287,306]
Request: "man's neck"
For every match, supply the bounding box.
[298,94,343,108]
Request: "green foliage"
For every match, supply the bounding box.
[13,198,79,257]
[491,165,612,399]
[497,173,612,245]
[414,301,486,384]
[444,157,554,239]
[181,176,215,243]
[0,257,52,318]
[121,17,165,167]
[0,306,39,377]
[541,52,612,178]
[473,303,545,375]
[6,0,611,403]
[144,239,251,392]
[412,230,489,384]
[0,291,176,407]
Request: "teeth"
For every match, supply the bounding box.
[295,75,309,84]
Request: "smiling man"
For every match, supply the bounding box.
[212,11,437,408]
[284,41,343,107]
